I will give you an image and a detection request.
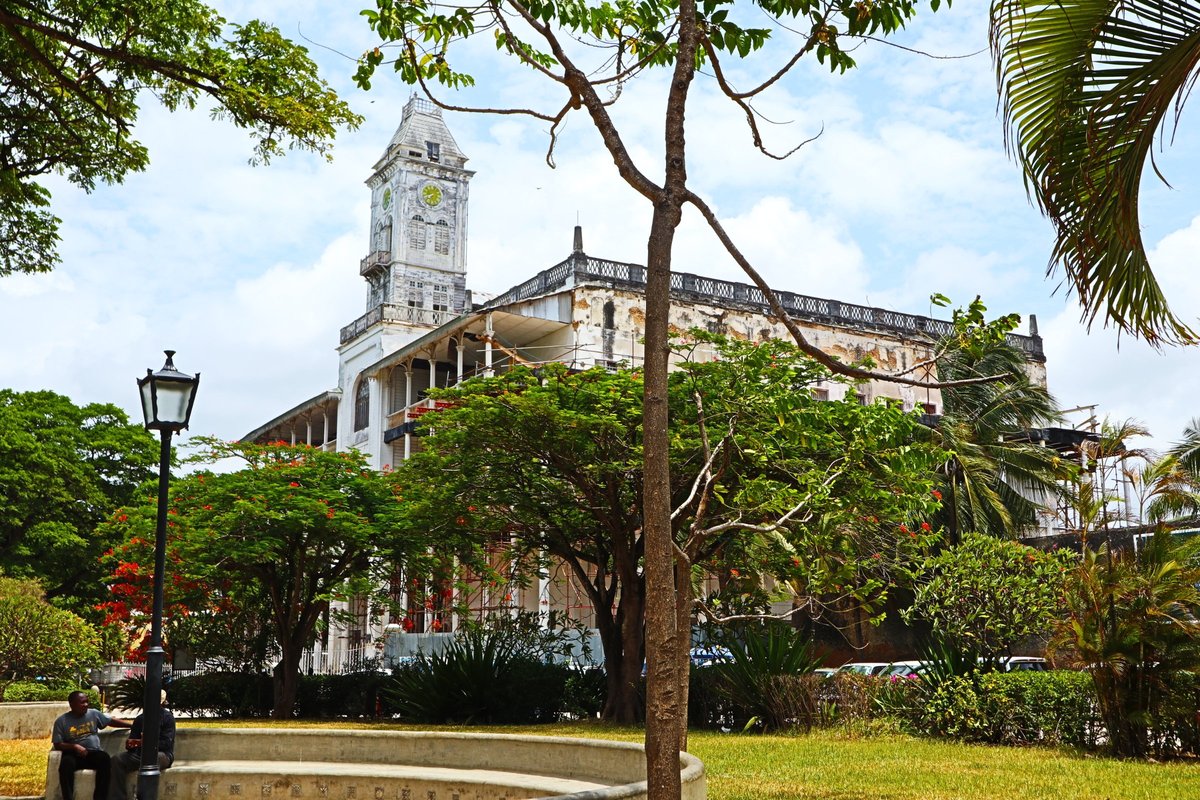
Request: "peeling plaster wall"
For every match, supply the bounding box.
[568,284,1050,413]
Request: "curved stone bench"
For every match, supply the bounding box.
[45,728,706,800]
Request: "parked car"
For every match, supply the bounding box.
[883,660,926,677]
[837,662,896,676]
[999,656,1048,672]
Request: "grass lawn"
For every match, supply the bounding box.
[3,721,1196,799]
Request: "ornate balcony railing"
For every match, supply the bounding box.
[483,253,1045,361]
[360,251,391,275]
[340,304,457,344]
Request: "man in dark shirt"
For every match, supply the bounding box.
[51,691,132,800]
[110,690,176,800]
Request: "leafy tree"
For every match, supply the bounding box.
[397,334,946,723]
[0,389,158,614]
[0,576,101,700]
[0,0,362,275]
[99,439,455,718]
[1052,529,1200,757]
[928,299,1072,541]
[350,1,1062,789]
[904,533,1072,665]
[990,1,1200,344]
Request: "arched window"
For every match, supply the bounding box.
[353,377,370,431]
[409,216,427,250]
[603,300,615,330]
[434,219,450,255]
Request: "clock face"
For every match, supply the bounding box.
[381,187,392,210]
[420,183,443,208]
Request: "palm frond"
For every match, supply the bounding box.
[991,0,1200,344]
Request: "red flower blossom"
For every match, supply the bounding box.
[931,489,943,501]
[920,522,932,532]
[730,568,741,578]
[289,481,300,488]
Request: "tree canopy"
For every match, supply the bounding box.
[0,389,158,614]
[905,532,1071,664]
[0,0,362,275]
[99,439,459,717]
[396,334,947,722]
[0,576,101,700]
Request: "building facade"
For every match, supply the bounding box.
[243,97,1048,668]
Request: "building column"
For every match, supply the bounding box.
[427,350,437,407]
[366,373,383,469]
[403,363,413,461]
[456,342,465,384]
[305,418,312,446]
[484,313,494,377]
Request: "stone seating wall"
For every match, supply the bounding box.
[43,728,706,800]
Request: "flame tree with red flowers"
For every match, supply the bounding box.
[98,439,467,717]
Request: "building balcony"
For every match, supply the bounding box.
[360,250,391,276]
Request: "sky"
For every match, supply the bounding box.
[2,1,1199,456]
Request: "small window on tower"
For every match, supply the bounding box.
[409,216,427,249]
[427,141,440,162]
[434,220,450,255]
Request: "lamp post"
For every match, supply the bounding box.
[136,351,198,800]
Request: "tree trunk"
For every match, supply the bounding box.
[643,203,684,800]
[272,648,302,718]
[673,553,694,751]
[597,589,645,723]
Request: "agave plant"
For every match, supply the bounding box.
[711,623,822,731]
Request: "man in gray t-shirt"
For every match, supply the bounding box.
[51,691,131,800]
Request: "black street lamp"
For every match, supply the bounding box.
[135,351,198,800]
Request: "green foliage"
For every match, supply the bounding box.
[990,0,1199,344]
[0,0,361,275]
[905,533,1072,664]
[386,629,569,724]
[894,670,1100,748]
[2,682,99,706]
[99,439,454,717]
[708,623,822,731]
[168,672,274,718]
[357,0,951,91]
[1053,529,1200,757]
[929,306,1072,540]
[0,390,158,615]
[0,577,101,701]
[296,670,394,719]
[396,334,947,719]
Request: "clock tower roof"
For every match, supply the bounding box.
[373,95,468,173]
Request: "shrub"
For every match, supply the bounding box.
[296,671,393,719]
[709,623,822,731]
[3,682,99,706]
[386,630,569,724]
[895,670,1100,747]
[561,667,606,720]
[168,672,273,718]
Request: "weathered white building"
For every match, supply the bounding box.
[244,97,1048,667]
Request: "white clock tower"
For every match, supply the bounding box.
[361,95,473,322]
[336,97,475,460]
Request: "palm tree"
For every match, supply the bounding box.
[990,0,1200,344]
[1142,418,1200,523]
[930,335,1073,541]
[1053,528,1200,757]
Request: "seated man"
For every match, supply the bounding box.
[110,690,176,800]
[52,691,132,800]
